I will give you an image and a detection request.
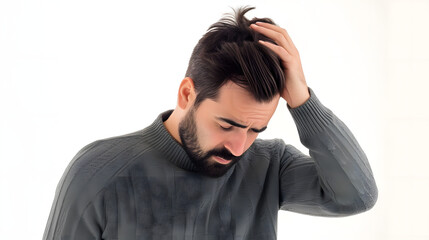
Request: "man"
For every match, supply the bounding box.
[43,7,377,240]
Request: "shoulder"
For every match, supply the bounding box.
[235,139,307,182]
[247,138,308,167]
[245,138,285,165]
[44,131,150,239]
[54,129,153,208]
[66,130,148,180]
[249,138,300,157]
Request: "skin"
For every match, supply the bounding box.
[251,21,310,107]
[170,80,279,177]
[164,22,309,177]
[194,82,279,157]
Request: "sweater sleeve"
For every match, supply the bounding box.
[278,88,378,216]
[42,142,106,240]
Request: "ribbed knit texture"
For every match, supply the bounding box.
[288,88,334,139]
[144,112,199,172]
[43,88,377,240]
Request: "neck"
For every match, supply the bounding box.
[163,109,182,145]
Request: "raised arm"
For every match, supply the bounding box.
[279,88,377,216]
[251,21,377,216]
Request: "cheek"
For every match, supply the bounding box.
[196,120,224,149]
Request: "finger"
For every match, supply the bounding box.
[254,22,296,49]
[258,40,292,63]
[250,25,290,51]
[250,24,293,52]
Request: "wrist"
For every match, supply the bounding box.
[284,87,310,108]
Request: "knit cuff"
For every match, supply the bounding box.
[287,88,334,139]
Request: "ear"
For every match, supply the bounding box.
[177,77,196,110]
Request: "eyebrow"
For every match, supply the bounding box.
[216,117,268,133]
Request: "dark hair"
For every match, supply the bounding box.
[185,6,285,108]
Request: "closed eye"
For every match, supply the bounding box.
[220,125,233,131]
[216,117,267,133]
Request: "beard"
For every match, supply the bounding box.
[178,106,241,177]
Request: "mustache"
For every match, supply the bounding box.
[206,148,240,162]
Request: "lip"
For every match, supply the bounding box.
[213,156,232,165]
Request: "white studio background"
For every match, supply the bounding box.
[1,0,428,239]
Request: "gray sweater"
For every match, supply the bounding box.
[43,88,377,240]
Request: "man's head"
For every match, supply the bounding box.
[186,6,285,108]
[166,7,284,177]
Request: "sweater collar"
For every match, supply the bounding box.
[144,110,199,172]
[144,110,237,179]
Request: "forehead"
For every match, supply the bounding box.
[199,82,280,124]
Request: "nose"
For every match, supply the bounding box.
[224,131,247,157]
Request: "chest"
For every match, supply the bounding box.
[101,168,278,240]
